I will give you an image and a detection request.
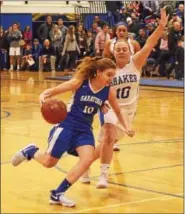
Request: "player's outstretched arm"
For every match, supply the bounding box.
[133,8,169,71]
[108,88,135,137]
[39,78,81,103]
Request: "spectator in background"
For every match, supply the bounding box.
[23,25,32,47]
[62,25,80,72]
[146,23,155,36]
[103,22,140,60]
[126,17,141,37]
[89,22,99,40]
[176,4,184,24]
[93,16,105,28]
[32,38,42,71]
[37,15,54,44]
[157,30,170,76]
[39,39,56,74]
[0,29,9,70]
[76,24,87,59]
[57,18,68,44]
[168,12,182,29]
[95,23,110,56]
[50,24,62,69]
[20,44,33,71]
[50,25,62,54]
[167,21,184,78]
[85,30,94,57]
[7,23,22,71]
[174,38,184,80]
[119,6,130,22]
[143,1,160,15]
[136,28,147,48]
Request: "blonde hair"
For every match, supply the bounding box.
[73,57,116,84]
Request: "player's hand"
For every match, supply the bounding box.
[159,7,169,28]
[39,92,50,105]
[126,129,135,137]
[100,103,110,114]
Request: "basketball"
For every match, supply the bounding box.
[41,99,67,124]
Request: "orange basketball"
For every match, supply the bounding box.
[41,99,67,124]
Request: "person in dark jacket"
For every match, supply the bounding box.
[37,15,54,44]
[0,29,9,70]
[166,21,184,78]
[174,39,184,80]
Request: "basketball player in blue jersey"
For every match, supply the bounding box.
[11,57,135,207]
[80,8,169,188]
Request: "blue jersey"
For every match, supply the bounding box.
[60,79,110,130]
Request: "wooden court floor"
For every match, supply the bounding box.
[1,71,184,213]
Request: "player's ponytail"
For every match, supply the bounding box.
[73,56,116,84]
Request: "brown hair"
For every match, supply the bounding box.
[73,57,116,84]
[68,25,75,41]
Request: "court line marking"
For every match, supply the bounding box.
[119,138,183,147]
[1,139,183,165]
[1,111,11,119]
[63,193,183,213]
[55,163,183,199]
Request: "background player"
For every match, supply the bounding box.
[80,8,169,188]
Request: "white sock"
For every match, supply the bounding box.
[17,65,20,69]
[100,164,110,175]
[10,65,13,70]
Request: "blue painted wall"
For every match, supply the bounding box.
[0,14,32,30]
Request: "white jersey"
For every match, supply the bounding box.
[98,57,140,141]
[110,37,135,55]
[110,57,141,107]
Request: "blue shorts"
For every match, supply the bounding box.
[46,125,95,159]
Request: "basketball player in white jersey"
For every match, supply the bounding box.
[80,8,168,188]
[103,22,140,151]
[103,22,141,59]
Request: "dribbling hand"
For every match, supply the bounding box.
[39,93,50,105]
[126,129,135,137]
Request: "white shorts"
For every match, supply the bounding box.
[98,105,137,141]
[9,47,21,56]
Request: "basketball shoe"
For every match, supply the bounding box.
[11,144,39,166]
[113,143,120,151]
[96,172,108,189]
[50,190,76,207]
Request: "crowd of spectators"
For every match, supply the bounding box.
[0,1,184,80]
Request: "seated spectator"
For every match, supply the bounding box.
[136,28,147,48]
[119,6,131,22]
[32,38,42,71]
[168,12,182,29]
[146,23,155,36]
[39,39,56,73]
[176,4,184,25]
[20,44,34,71]
[157,31,170,76]
[166,21,184,78]
[126,17,141,37]
[174,39,184,80]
